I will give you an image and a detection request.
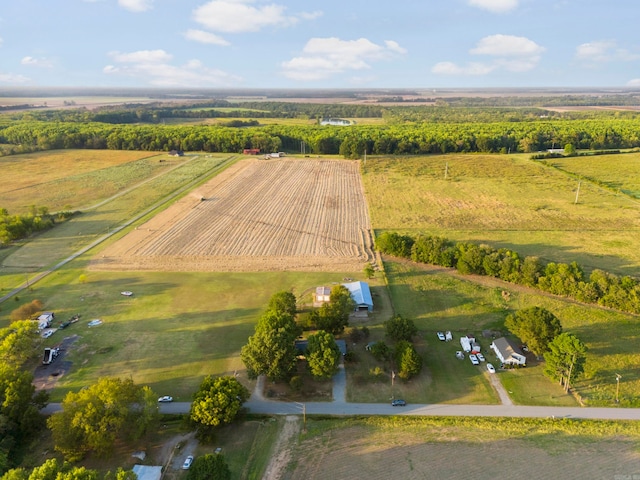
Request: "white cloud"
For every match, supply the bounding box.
[109,49,173,63]
[468,0,518,13]
[576,40,640,63]
[21,56,54,68]
[193,0,296,33]
[184,29,230,46]
[281,37,406,81]
[433,34,544,76]
[0,72,31,84]
[104,49,241,87]
[298,10,323,20]
[431,61,495,76]
[627,79,640,87]
[470,34,545,57]
[118,0,153,12]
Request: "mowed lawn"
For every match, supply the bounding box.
[0,149,173,214]
[363,154,640,277]
[4,267,365,401]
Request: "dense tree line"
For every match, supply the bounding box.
[376,232,640,314]
[2,115,640,158]
[1,458,136,480]
[0,208,59,246]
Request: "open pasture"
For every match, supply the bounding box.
[93,158,375,272]
[0,149,173,214]
[363,154,640,276]
[287,417,640,480]
[549,152,640,198]
[383,259,640,407]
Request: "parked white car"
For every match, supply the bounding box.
[469,354,480,365]
[182,456,194,470]
[476,353,486,362]
[486,363,496,373]
[437,331,446,341]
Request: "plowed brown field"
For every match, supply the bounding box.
[91,158,375,272]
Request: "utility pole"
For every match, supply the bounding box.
[615,373,622,403]
[444,162,449,180]
[574,180,581,204]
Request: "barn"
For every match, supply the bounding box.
[342,281,373,312]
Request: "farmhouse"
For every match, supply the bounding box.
[243,148,260,155]
[342,281,373,312]
[491,337,527,366]
[168,150,184,157]
[314,286,332,307]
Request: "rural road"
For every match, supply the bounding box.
[41,366,639,420]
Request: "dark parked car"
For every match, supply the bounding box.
[391,399,407,407]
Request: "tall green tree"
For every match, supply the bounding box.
[190,376,249,438]
[241,310,300,381]
[505,306,562,357]
[47,377,158,461]
[308,285,354,335]
[306,331,341,379]
[394,341,422,380]
[187,454,231,480]
[384,315,417,342]
[267,291,297,317]
[543,333,587,393]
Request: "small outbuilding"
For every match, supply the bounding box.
[37,312,55,330]
[314,286,332,307]
[342,281,373,312]
[491,337,527,366]
[132,466,162,480]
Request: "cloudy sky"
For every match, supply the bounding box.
[1,0,639,88]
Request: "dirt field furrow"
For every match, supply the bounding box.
[92,158,374,272]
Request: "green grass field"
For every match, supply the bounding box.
[0,153,233,289]
[380,259,640,407]
[4,266,365,401]
[0,149,168,214]
[363,153,640,277]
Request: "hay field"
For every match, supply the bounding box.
[92,158,375,272]
[0,149,168,213]
[363,154,640,276]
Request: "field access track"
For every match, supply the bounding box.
[92,158,375,272]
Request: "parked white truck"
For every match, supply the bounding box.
[43,347,60,365]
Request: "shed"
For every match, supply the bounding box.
[342,281,373,312]
[314,286,332,307]
[491,337,527,366]
[132,466,162,480]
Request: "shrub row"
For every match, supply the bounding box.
[376,232,640,314]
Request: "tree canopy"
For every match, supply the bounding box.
[241,309,300,381]
[308,285,354,334]
[394,340,422,380]
[190,376,249,437]
[384,315,417,342]
[306,331,341,379]
[505,307,562,357]
[267,291,297,318]
[186,454,231,480]
[47,377,158,461]
[543,333,587,393]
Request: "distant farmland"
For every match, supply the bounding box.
[93,158,375,272]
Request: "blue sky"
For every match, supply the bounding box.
[1,0,639,89]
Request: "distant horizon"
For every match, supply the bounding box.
[2,1,639,89]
